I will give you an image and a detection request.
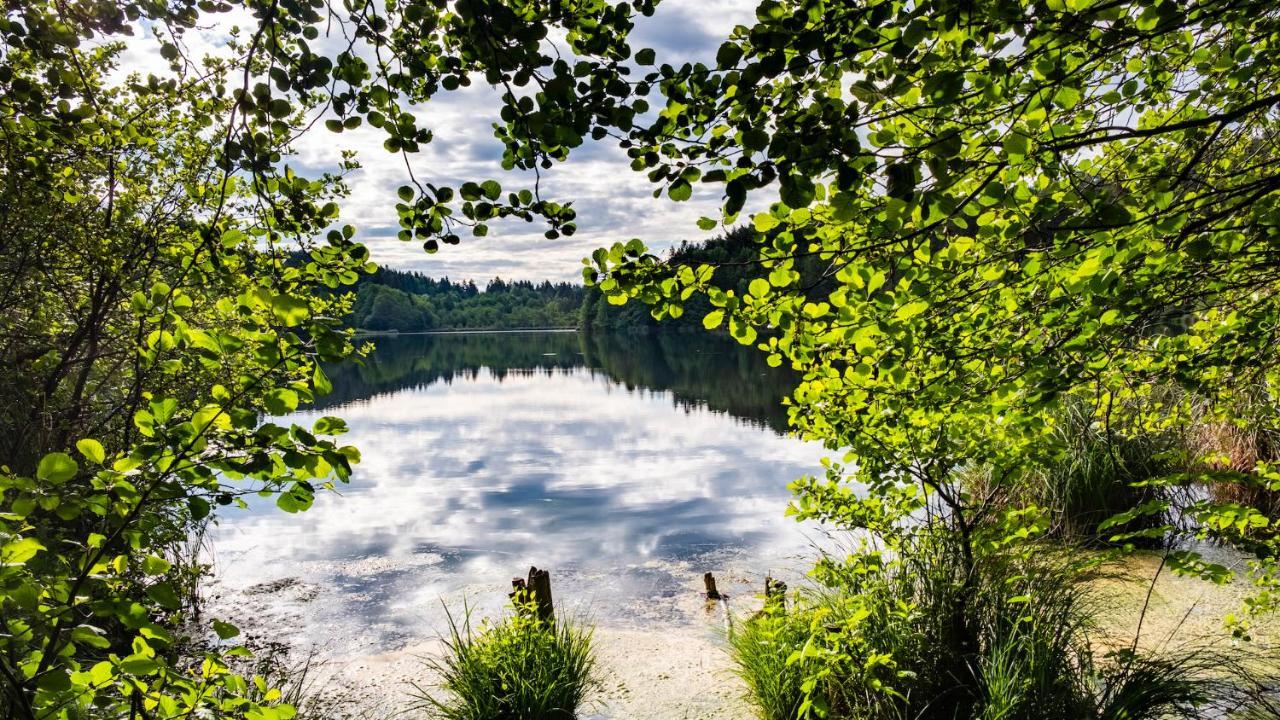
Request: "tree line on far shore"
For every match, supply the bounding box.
[353,227,823,334]
[349,269,584,331]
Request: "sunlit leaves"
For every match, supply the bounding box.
[36,453,77,484]
[0,2,378,714]
[582,0,1280,659]
[212,619,240,640]
[264,389,300,415]
[1,538,46,566]
[74,439,105,465]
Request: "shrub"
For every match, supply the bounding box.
[415,603,600,720]
[729,535,1276,720]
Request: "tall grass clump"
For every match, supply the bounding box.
[1018,394,1177,540]
[728,533,1277,720]
[414,602,600,720]
[728,599,810,720]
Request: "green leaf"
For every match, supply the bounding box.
[70,626,111,650]
[36,669,71,693]
[754,213,780,232]
[749,278,770,298]
[271,294,309,327]
[220,229,247,248]
[313,364,333,396]
[779,176,815,208]
[188,496,211,521]
[1003,132,1029,158]
[264,388,300,415]
[120,655,159,676]
[313,416,348,435]
[895,300,930,320]
[142,555,172,575]
[729,317,758,344]
[146,582,181,610]
[703,310,725,330]
[212,619,240,640]
[76,438,105,465]
[668,179,693,201]
[37,452,78,484]
[1,537,46,565]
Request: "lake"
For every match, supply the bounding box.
[207,331,830,660]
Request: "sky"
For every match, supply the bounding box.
[118,1,763,283]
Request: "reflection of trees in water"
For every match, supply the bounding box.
[580,332,795,433]
[317,332,583,409]
[314,331,796,432]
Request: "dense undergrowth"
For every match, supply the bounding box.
[730,534,1280,720]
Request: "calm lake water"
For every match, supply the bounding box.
[209,331,830,654]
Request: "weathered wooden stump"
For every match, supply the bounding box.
[703,571,721,600]
[510,566,555,623]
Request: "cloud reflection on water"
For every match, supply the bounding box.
[209,333,828,652]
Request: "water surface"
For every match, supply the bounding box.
[210,331,828,654]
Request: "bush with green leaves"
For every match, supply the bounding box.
[731,535,1277,720]
[9,0,1280,716]
[0,0,663,715]
[960,398,1183,546]
[414,604,600,720]
[586,0,1280,712]
[0,29,367,720]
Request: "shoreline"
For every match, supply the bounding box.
[212,550,1265,720]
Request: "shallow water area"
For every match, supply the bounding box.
[206,331,830,671]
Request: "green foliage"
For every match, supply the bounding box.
[9,0,1280,715]
[349,271,584,332]
[581,226,836,334]
[585,1,1280,704]
[0,0,673,714]
[972,399,1182,545]
[735,538,1277,720]
[0,23,367,715]
[727,604,808,720]
[414,604,600,720]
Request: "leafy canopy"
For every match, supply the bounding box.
[590,0,1280,630]
[6,0,1280,717]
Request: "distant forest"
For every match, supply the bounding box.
[352,227,827,333]
[350,270,584,331]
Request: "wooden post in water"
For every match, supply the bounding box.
[528,566,554,623]
[703,572,721,600]
[511,566,555,623]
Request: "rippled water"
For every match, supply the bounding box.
[209,331,830,654]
